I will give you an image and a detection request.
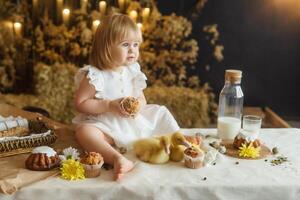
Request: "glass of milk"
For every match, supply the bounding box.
[217,116,241,140]
[242,115,262,135]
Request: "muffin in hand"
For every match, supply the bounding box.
[120,97,140,116]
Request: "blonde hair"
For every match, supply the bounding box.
[90,14,142,70]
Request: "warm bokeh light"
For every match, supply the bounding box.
[4,21,13,29]
[62,8,70,25]
[92,20,101,33]
[142,7,150,20]
[137,22,143,30]
[99,1,107,14]
[63,8,70,15]
[13,22,21,29]
[272,0,300,19]
[93,20,101,27]
[13,22,22,37]
[118,0,125,11]
[129,10,138,22]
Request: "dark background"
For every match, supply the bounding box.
[157,0,300,120]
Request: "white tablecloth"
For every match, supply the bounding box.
[1,128,300,200]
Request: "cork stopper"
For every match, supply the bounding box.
[225,69,242,83]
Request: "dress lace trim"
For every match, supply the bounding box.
[75,65,106,99]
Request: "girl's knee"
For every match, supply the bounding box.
[76,125,91,132]
[75,125,86,140]
[75,125,99,139]
[76,124,108,139]
[75,125,114,145]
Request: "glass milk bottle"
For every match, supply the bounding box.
[217,69,244,140]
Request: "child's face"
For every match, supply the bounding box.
[111,30,140,67]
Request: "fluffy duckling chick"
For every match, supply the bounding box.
[133,136,171,164]
[170,132,191,162]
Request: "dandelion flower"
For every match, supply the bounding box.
[238,142,260,158]
[60,159,85,180]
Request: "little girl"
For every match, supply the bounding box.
[73,14,180,181]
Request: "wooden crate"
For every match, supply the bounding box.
[243,106,291,128]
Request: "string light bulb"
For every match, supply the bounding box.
[92,20,101,33]
[63,8,70,15]
[142,7,150,21]
[13,22,22,37]
[62,8,70,25]
[129,10,138,22]
[137,22,143,30]
[99,1,107,14]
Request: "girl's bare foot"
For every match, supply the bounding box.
[113,155,134,181]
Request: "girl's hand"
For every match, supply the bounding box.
[131,98,141,118]
[108,98,131,118]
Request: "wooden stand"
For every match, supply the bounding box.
[222,140,271,160]
[0,148,33,158]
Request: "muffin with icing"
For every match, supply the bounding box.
[120,97,140,116]
[80,152,104,178]
[233,129,261,149]
[183,146,205,169]
[25,146,60,171]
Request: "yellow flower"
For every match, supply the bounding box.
[238,143,260,158]
[60,159,85,180]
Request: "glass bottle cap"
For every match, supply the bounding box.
[225,69,242,83]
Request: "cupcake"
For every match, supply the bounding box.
[120,97,140,116]
[183,147,205,169]
[80,152,104,178]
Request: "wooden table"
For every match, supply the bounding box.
[1,104,300,199]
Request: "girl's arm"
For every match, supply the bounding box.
[74,76,110,115]
[75,76,130,117]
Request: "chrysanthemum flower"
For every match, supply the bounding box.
[238,142,260,158]
[60,159,85,180]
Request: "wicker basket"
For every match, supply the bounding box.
[0,131,57,157]
[0,116,58,157]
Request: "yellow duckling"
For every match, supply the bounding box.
[170,132,191,162]
[133,135,171,164]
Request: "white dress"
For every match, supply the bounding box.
[72,62,180,148]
